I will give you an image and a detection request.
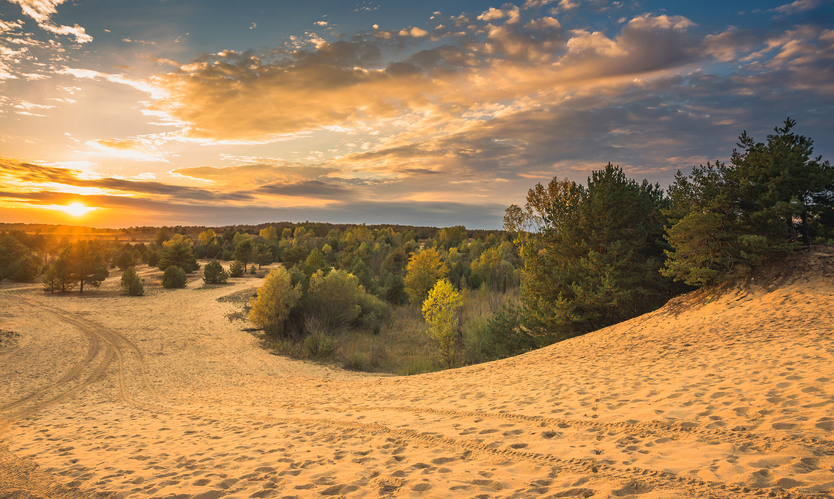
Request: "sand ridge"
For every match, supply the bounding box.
[1,252,833,498]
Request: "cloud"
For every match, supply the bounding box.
[0,157,253,202]
[770,0,821,15]
[7,0,92,43]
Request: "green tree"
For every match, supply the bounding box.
[662,119,832,286]
[203,260,229,284]
[120,267,144,296]
[7,253,41,282]
[404,247,449,304]
[506,164,674,343]
[229,260,245,277]
[115,250,135,271]
[729,118,833,245]
[66,241,109,294]
[233,238,254,266]
[0,233,29,281]
[162,266,187,289]
[42,257,75,293]
[249,267,302,336]
[159,235,197,272]
[302,248,329,277]
[422,279,463,368]
[155,227,170,246]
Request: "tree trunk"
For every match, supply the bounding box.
[787,216,797,243]
[80,278,84,294]
[801,210,811,245]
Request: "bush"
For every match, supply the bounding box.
[249,267,302,336]
[203,260,229,284]
[162,265,187,289]
[120,267,144,296]
[464,301,533,363]
[249,264,257,275]
[229,260,245,277]
[305,269,362,333]
[303,331,336,358]
[343,352,366,371]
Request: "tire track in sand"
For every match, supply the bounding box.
[1,299,159,421]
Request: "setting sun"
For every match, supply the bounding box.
[59,202,96,217]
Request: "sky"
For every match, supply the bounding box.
[0,0,832,229]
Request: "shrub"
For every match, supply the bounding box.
[463,301,533,363]
[203,260,228,284]
[162,265,187,289]
[305,269,362,333]
[229,260,245,277]
[120,267,144,296]
[249,267,302,336]
[343,352,366,371]
[303,331,335,358]
[249,264,257,275]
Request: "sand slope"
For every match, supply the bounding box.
[1,250,833,499]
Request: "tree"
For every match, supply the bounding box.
[115,250,135,271]
[159,235,197,272]
[422,279,463,368]
[403,248,449,304]
[255,243,273,268]
[155,227,170,246]
[729,118,833,245]
[506,164,675,342]
[162,266,187,289]
[198,229,217,246]
[662,119,833,286]
[66,241,109,294]
[203,260,229,284]
[7,253,41,282]
[229,260,245,277]
[0,233,30,281]
[120,267,144,296]
[249,267,302,336]
[233,238,254,266]
[302,248,328,277]
[42,257,75,293]
[259,226,278,242]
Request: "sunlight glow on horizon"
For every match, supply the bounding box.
[51,202,98,217]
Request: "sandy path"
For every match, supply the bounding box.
[1,252,833,499]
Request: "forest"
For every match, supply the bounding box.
[1,119,832,373]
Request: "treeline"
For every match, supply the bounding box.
[501,118,833,353]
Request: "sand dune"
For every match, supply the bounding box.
[1,250,833,498]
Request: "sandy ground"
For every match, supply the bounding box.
[1,252,833,499]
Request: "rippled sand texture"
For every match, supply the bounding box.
[1,250,833,499]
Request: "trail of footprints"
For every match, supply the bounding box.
[4,304,833,499]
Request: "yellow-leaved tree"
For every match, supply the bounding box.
[404,247,448,304]
[249,267,302,336]
[422,279,463,368]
